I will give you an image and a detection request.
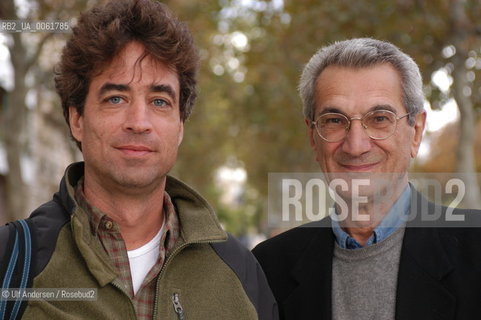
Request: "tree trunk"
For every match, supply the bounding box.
[450,0,481,208]
[1,0,30,221]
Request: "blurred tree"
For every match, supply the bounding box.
[211,0,481,219]
[448,0,481,207]
[166,0,232,188]
[0,0,89,221]
[2,0,480,232]
[418,120,481,173]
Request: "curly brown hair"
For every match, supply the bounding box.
[55,0,199,144]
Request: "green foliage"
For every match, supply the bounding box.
[165,0,481,234]
[5,0,479,231]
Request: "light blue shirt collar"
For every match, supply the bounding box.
[331,185,411,249]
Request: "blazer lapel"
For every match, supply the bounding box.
[396,192,456,320]
[283,222,335,320]
[281,190,457,320]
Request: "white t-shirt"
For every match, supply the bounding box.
[127,222,165,295]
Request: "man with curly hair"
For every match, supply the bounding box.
[0,1,277,319]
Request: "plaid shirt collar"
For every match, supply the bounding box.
[74,177,180,244]
[74,177,180,319]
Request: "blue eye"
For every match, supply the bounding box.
[153,99,168,107]
[108,96,122,104]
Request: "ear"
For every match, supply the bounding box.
[177,121,184,146]
[305,118,316,149]
[410,111,426,158]
[306,118,321,162]
[69,106,83,143]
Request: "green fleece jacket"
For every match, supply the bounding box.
[0,162,278,320]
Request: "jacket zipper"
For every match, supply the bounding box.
[171,293,185,320]
[153,242,191,318]
[111,280,137,318]
[152,239,224,318]
[153,242,188,318]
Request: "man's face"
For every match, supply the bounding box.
[69,41,183,193]
[308,63,425,199]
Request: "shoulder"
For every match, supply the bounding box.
[409,193,481,235]
[210,233,253,263]
[210,234,279,320]
[0,225,10,266]
[29,199,72,274]
[252,218,332,265]
[434,208,481,252]
[251,219,333,315]
[0,197,71,276]
[410,189,481,228]
[211,234,268,287]
[404,200,481,267]
[251,219,333,291]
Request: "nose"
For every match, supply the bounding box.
[341,119,372,156]
[123,101,153,134]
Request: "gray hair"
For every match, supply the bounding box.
[299,38,424,125]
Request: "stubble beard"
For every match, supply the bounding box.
[89,156,174,195]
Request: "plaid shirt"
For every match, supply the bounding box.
[75,178,180,319]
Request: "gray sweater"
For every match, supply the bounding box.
[332,226,405,320]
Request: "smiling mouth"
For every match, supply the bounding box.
[116,145,153,156]
[340,163,379,171]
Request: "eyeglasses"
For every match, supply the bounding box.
[311,110,410,142]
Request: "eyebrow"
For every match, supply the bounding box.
[318,107,344,116]
[316,104,398,117]
[370,104,397,113]
[151,84,177,104]
[98,83,177,103]
[98,83,129,97]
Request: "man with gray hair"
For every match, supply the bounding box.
[253,38,481,319]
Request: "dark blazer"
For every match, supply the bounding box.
[253,190,481,320]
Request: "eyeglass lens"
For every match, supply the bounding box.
[316,110,398,141]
